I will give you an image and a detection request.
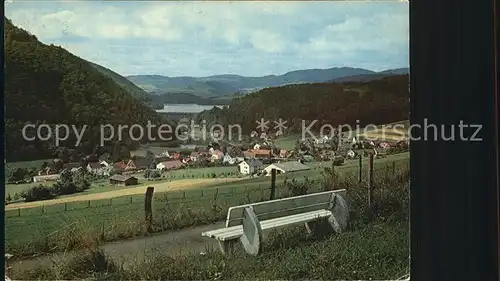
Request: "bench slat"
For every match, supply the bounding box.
[202,209,332,241]
[225,190,346,227]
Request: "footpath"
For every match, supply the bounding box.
[9,222,224,273]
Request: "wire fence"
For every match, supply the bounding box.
[5,159,408,218]
[5,157,409,256]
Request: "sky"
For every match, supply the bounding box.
[5,1,409,77]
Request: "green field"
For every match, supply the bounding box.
[5,159,52,170]
[4,152,408,258]
[4,163,237,199]
[11,153,410,280]
[274,134,301,150]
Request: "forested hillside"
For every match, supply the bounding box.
[195,75,409,133]
[4,18,168,162]
[88,62,151,103]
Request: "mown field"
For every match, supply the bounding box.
[4,163,240,200]
[11,153,410,280]
[5,152,408,259]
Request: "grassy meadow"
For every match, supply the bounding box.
[5,152,408,259]
[11,153,410,280]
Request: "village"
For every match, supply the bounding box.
[8,127,409,197]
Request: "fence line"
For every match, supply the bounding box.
[6,158,409,219]
[5,158,409,255]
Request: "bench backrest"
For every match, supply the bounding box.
[225,189,347,227]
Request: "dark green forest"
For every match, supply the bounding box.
[4,18,171,162]
[195,74,409,133]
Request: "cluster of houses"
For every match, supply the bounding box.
[30,141,297,183]
[30,132,409,186]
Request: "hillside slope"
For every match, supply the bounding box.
[88,62,151,102]
[331,68,410,83]
[195,75,409,134]
[4,17,167,161]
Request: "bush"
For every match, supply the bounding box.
[285,178,309,196]
[12,192,21,201]
[24,185,56,202]
[332,156,345,166]
[75,178,91,193]
[51,181,77,195]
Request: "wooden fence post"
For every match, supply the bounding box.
[270,169,276,200]
[130,196,133,204]
[17,208,20,217]
[392,161,396,174]
[87,200,91,208]
[109,199,112,206]
[145,186,154,233]
[64,203,67,211]
[42,205,45,214]
[368,154,374,209]
[101,221,105,240]
[358,154,362,183]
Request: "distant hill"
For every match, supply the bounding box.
[331,68,409,83]
[128,67,377,97]
[195,74,409,134]
[4,17,168,161]
[148,92,232,107]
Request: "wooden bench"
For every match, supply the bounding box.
[202,189,349,256]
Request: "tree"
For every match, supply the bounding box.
[24,185,56,202]
[51,170,76,195]
[144,169,160,180]
[74,171,91,192]
[7,167,28,183]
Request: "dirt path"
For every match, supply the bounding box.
[5,178,244,210]
[9,220,280,275]
[8,222,226,274]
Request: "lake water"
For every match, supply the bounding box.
[156,104,225,113]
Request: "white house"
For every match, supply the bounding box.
[238,159,263,175]
[210,150,224,162]
[161,150,171,158]
[33,174,60,183]
[211,130,222,139]
[190,151,199,162]
[315,135,329,144]
[223,154,236,165]
[156,160,184,171]
[253,143,261,150]
[263,161,310,176]
[347,150,356,158]
[99,160,110,167]
[87,162,109,176]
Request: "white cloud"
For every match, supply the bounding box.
[5,1,409,76]
[250,30,286,53]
